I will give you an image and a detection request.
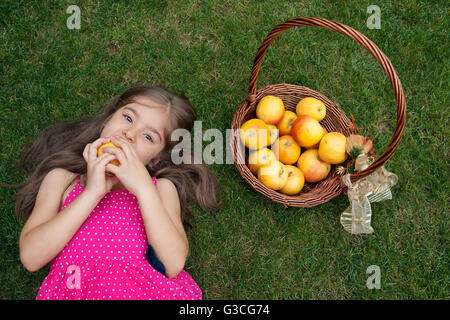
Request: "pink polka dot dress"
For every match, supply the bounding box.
[36,174,202,300]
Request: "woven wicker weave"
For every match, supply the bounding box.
[230,17,406,207]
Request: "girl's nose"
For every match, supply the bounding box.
[123,129,136,143]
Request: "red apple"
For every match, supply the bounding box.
[297,149,331,183]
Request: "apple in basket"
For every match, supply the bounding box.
[306,128,328,150]
[291,115,326,148]
[277,110,297,136]
[296,97,326,121]
[271,135,301,165]
[257,160,288,191]
[318,132,348,165]
[248,148,277,175]
[297,149,331,183]
[279,165,305,195]
[267,124,279,146]
[239,118,270,150]
[256,95,285,125]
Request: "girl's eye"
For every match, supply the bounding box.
[123,114,132,122]
[145,135,154,142]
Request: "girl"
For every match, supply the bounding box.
[2,85,222,300]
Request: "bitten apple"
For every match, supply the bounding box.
[97,141,120,166]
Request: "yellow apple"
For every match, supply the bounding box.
[272,135,301,165]
[297,149,331,183]
[296,97,326,121]
[277,110,297,136]
[291,115,326,148]
[256,95,285,125]
[248,148,277,175]
[318,132,348,164]
[280,165,305,195]
[267,124,279,146]
[239,118,270,150]
[97,142,120,166]
[305,128,328,150]
[257,160,288,190]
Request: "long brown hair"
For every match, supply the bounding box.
[1,85,223,226]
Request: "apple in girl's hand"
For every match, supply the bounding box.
[257,160,288,191]
[97,142,120,166]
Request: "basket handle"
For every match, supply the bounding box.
[246,17,406,186]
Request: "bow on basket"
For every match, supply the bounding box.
[338,133,398,235]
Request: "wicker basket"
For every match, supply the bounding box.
[230,17,406,208]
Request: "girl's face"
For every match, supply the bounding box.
[101,96,170,167]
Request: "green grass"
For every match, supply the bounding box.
[0,0,448,299]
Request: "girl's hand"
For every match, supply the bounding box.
[102,136,154,197]
[82,137,120,199]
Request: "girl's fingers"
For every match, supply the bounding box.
[101,146,126,165]
[99,152,116,163]
[105,162,119,176]
[111,137,137,160]
[89,137,112,162]
[93,153,115,167]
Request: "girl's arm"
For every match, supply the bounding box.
[136,178,189,279]
[19,168,103,272]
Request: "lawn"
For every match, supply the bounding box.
[0,0,448,299]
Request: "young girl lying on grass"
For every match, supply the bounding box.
[3,85,222,300]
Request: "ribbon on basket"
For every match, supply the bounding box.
[340,154,398,234]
